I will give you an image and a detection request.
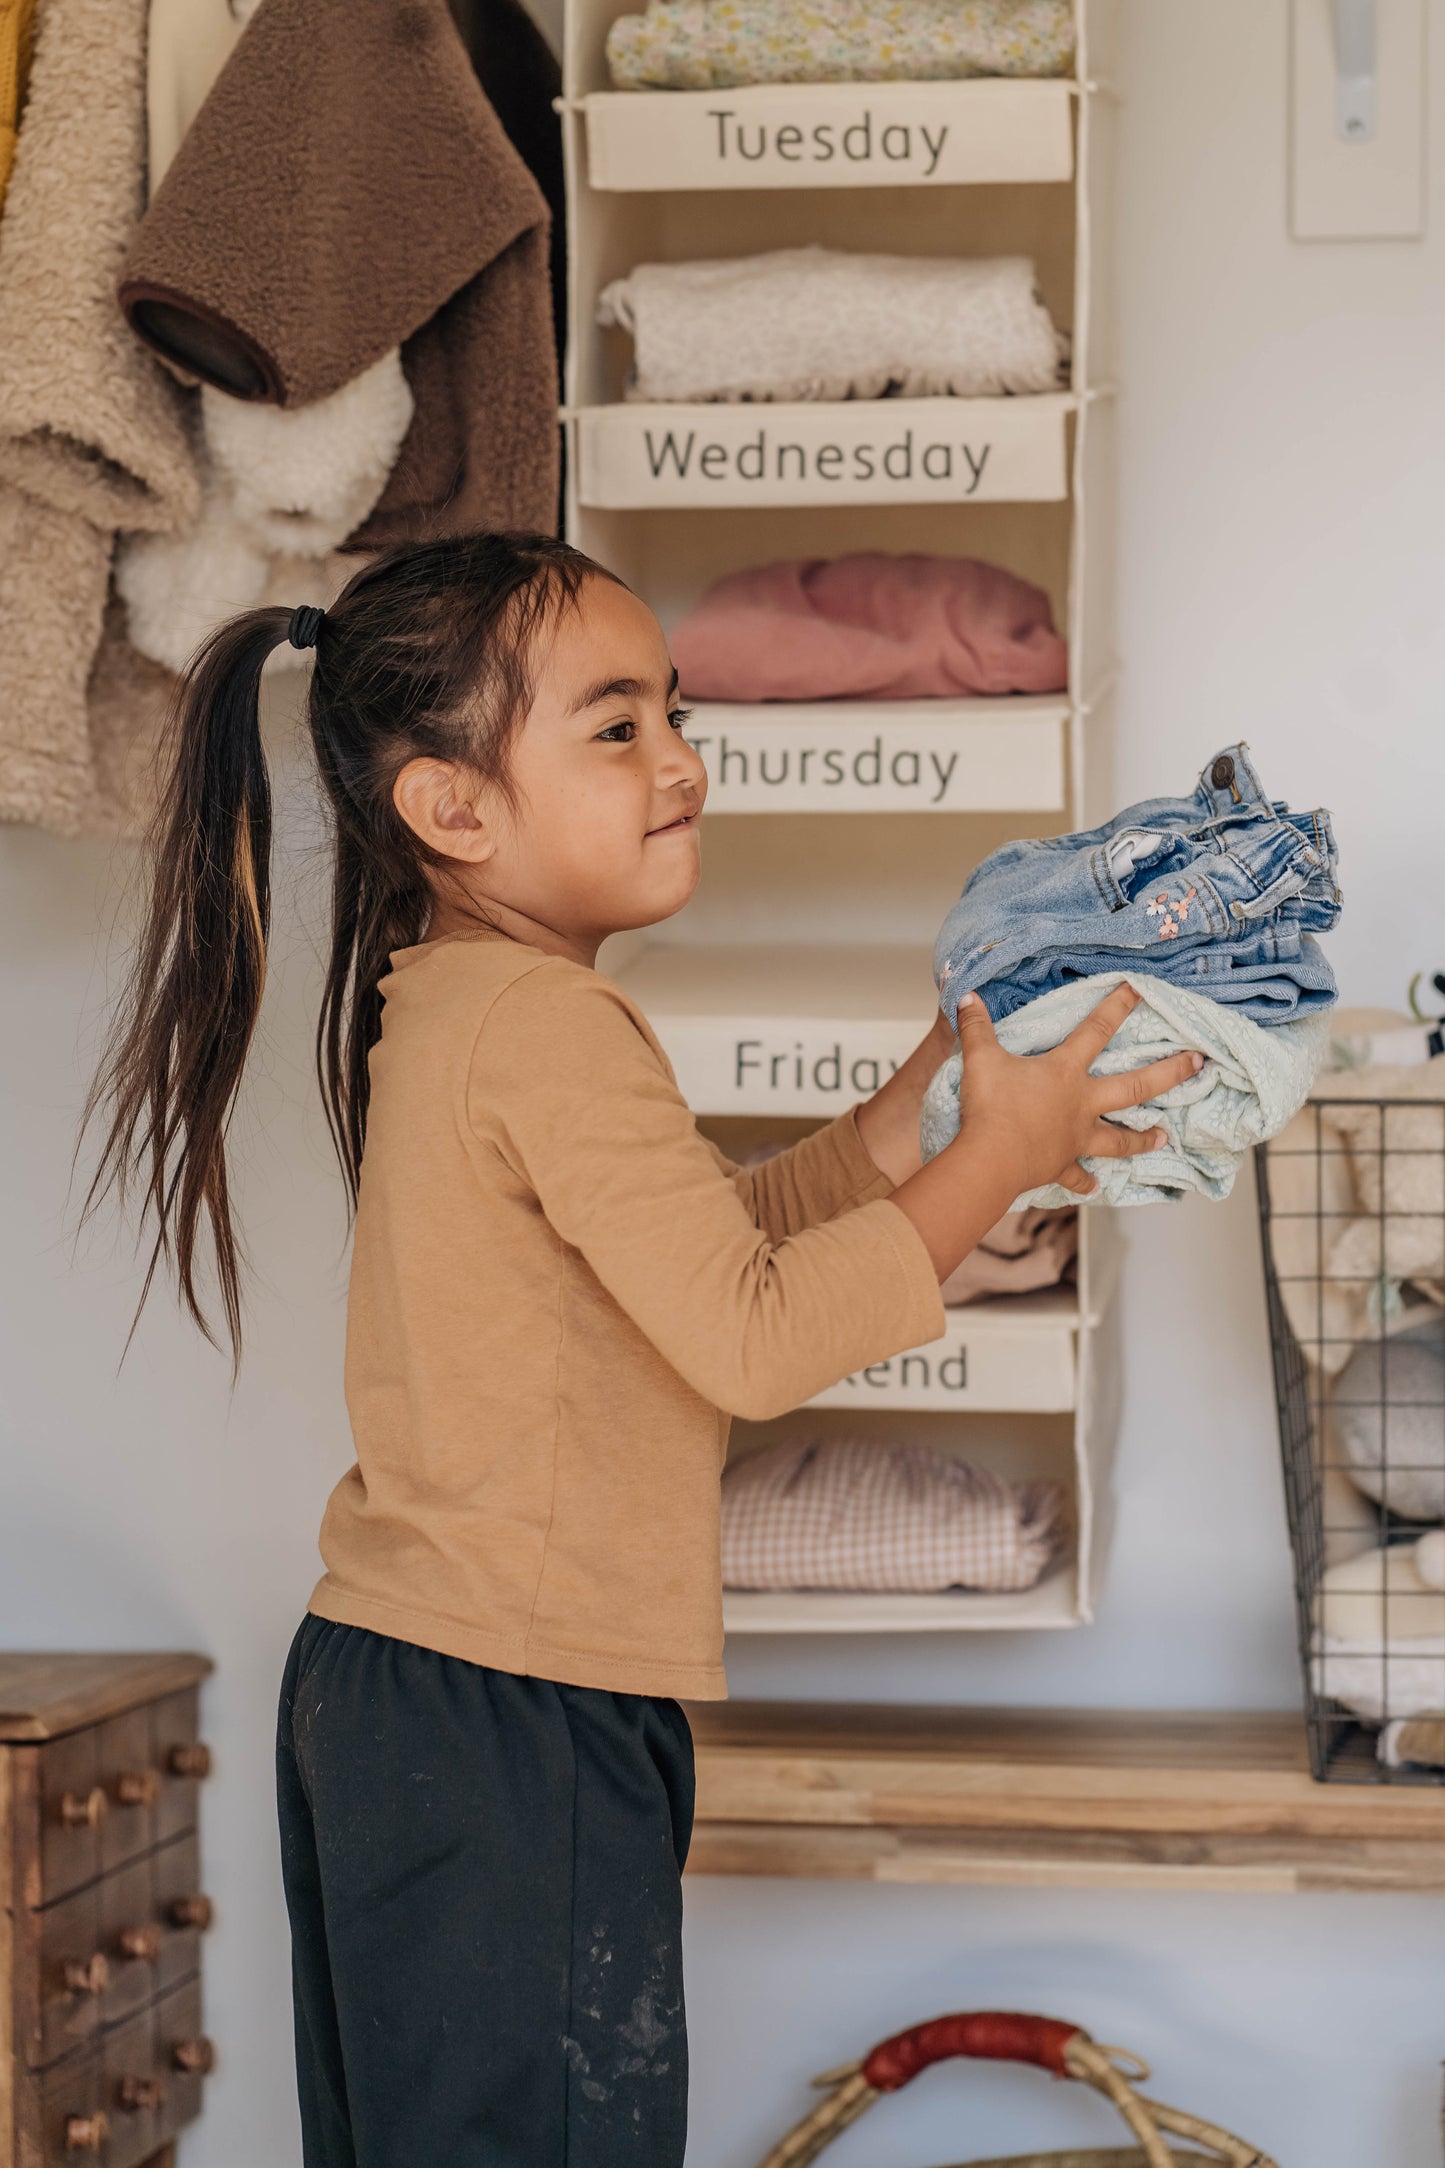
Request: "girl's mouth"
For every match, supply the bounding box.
[647,809,699,836]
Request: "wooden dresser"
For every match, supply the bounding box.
[0,1655,215,2168]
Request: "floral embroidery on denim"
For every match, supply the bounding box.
[1145,884,1198,942]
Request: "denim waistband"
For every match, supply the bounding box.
[935,744,1341,1026]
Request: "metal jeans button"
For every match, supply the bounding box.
[1210,754,1236,790]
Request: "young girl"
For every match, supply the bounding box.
[88,532,1193,2167]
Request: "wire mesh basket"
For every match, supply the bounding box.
[756,2012,1275,2168]
[1256,1097,1445,1784]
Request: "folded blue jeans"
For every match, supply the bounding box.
[935,743,1341,1027]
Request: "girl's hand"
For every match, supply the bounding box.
[852,1005,960,1188]
[954,982,1201,1200]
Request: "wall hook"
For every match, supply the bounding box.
[1334,0,1377,140]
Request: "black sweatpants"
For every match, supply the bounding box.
[275,1615,695,2167]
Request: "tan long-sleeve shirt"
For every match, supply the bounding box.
[308,927,945,1698]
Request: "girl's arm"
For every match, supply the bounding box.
[853,1009,958,1188]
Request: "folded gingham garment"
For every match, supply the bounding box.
[721,1438,1064,1592]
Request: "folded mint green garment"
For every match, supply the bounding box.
[920,970,1328,1209]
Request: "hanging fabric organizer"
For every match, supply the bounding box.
[560,0,1122,1634]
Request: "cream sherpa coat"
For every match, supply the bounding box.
[0,0,199,835]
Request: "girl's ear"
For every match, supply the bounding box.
[393,758,499,865]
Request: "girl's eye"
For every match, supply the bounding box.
[597,719,636,742]
[669,707,693,732]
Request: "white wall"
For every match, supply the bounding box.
[3,3,1445,2162]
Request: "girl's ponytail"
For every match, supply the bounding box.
[88,530,605,1364]
[85,608,291,1363]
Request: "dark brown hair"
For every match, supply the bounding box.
[84,530,610,1364]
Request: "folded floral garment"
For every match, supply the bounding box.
[921,972,1329,1210]
[933,744,1340,1030]
[598,248,1066,404]
[1265,1062,1445,1374]
[671,553,1067,701]
[940,1207,1076,1306]
[606,0,1075,90]
[721,1437,1064,1592]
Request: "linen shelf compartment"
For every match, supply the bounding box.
[578,79,1077,194]
[570,0,1124,1640]
[721,1385,1110,1632]
[683,697,1068,815]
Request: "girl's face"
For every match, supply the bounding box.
[401,575,707,960]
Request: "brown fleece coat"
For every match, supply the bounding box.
[120,0,559,541]
[0,0,196,835]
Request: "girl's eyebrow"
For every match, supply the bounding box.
[568,665,679,715]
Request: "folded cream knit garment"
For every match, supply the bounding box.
[598,248,1066,404]
[606,0,1076,91]
[0,0,200,834]
[721,1437,1064,1593]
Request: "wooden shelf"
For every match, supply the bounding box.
[580,79,1076,193]
[684,697,1069,815]
[682,1702,1445,1892]
[575,395,1075,510]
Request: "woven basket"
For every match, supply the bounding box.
[756,2013,1277,2168]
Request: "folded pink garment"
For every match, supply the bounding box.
[722,1438,1064,1593]
[671,553,1068,703]
[940,1208,1078,1307]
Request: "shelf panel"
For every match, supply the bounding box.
[613,941,934,1114]
[680,1702,1445,1890]
[575,395,1073,509]
[582,79,1075,193]
[724,1565,1080,1636]
[685,698,1068,814]
[807,1290,1078,1413]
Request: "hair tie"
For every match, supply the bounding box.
[287,604,325,651]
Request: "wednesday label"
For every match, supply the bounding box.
[579,397,1069,508]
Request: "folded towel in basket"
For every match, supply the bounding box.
[606,0,1076,90]
[671,553,1068,702]
[721,1437,1064,1593]
[598,248,1066,404]
[1312,1542,1445,1726]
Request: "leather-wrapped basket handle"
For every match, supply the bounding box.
[863,2011,1081,2090]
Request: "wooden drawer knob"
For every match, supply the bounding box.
[118,1925,161,1963]
[59,1787,107,1830]
[172,2036,216,2076]
[167,1742,212,1779]
[115,1768,160,1808]
[168,1894,214,1931]
[117,2075,166,2112]
[64,2114,109,2151]
[63,1954,109,1996]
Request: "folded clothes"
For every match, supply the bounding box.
[934,744,1340,1030]
[721,1437,1064,1592]
[598,248,1066,405]
[607,0,1076,90]
[921,972,1329,1210]
[940,1207,1076,1306]
[671,553,1067,702]
[1265,1059,1445,1373]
